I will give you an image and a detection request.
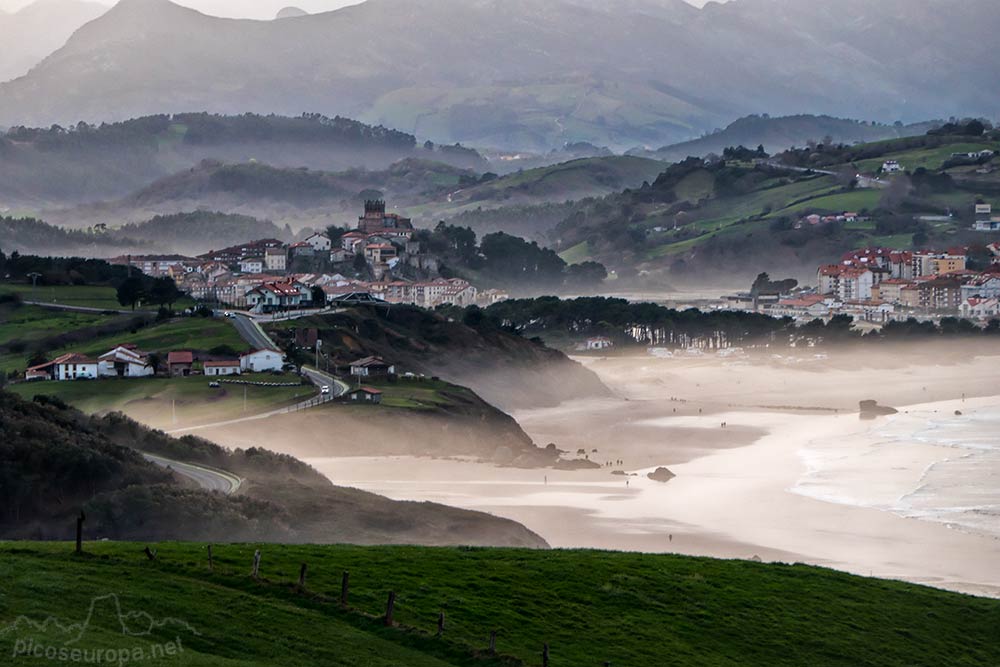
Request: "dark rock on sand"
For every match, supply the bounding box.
[647,467,676,483]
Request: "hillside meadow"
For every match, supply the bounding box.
[1,543,998,667]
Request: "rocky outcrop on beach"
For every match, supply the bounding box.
[647,467,676,483]
[859,400,898,419]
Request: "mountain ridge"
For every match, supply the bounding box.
[1,0,996,149]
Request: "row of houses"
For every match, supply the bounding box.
[201,273,502,312]
[26,344,284,382]
[812,244,1000,319]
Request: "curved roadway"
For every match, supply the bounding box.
[143,453,243,494]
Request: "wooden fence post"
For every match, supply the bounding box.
[207,545,213,572]
[436,611,445,637]
[251,550,261,579]
[488,631,497,655]
[75,511,85,554]
[384,591,396,626]
[298,563,308,588]
[340,571,350,605]
[542,643,549,667]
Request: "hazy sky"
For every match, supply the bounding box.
[2,0,727,18]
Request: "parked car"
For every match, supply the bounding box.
[208,381,221,388]
[321,386,331,395]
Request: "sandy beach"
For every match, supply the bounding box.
[308,345,1000,597]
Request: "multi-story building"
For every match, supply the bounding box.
[110,255,194,277]
[357,200,414,235]
[817,265,874,301]
[916,277,963,312]
[265,247,287,273]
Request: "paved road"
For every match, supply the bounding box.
[301,366,351,398]
[230,313,279,350]
[166,367,348,435]
[22,300,153,315]
[143,453,243,494]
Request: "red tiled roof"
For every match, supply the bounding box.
[168,351,194,364]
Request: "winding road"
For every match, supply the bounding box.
[230,313,278,350]
[143,453,243,494]
[165,366,349,436]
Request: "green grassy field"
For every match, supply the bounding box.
[0,284,196,311]
[352,377,478,410]
[8,373,313,429]
[1,542,998,667]
[558,241,592,264]
[851,142,1000,174]
[0,305,116,348]
[0,317,247,374]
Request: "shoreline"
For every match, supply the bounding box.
[309,351,1000,597]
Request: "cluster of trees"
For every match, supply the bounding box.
[927,119,991,137]
[416,224,608,291]
[722,145,769,161]
[116,275,183,311]
[485,296,794,347]
[115,211,288,253]
[4,112,416,152]
[0,216,141,256]
[750,272,798,297]
[0,250,132,286]
[482,297,1000,348]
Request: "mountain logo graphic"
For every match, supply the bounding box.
[0,594,200,646]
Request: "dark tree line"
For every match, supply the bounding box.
[482,297,1000,348]
[415,223,608,291]
[4,112,416,152]
[0,250,133,286]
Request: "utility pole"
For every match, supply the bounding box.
[26,272,42,301]
[244,385,248,413]
[315,339,322,370]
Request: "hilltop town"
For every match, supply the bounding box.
[110,200,508,313]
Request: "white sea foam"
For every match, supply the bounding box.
[793,402,1000,538]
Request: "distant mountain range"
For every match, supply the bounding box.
[0,0,107,82]
[0,0,996,151]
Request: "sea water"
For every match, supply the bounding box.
[793,404,1000,539]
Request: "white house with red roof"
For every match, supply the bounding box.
[205,360,242,376]
[98,345,154,378]
[246,281,307,312]
[26,353,98,381]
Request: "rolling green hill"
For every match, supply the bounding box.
[633,114,938,162]
[2,542,998,666]
[539,131,1000,283]
[446,156,665,206]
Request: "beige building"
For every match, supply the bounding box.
[265,247,287,273]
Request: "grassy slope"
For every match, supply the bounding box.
[0,284,196,311]
[0,284,128,310]
[642,140,999,263]
[353,377,478,410]
[408,156,665,222]
[8,373,314,429]
[0,305,113,348]
[2,543,998,667]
